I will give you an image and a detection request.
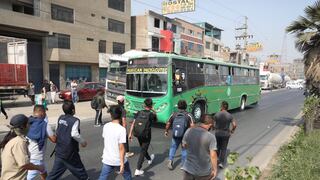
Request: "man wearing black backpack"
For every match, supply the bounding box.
[164,100,194,170]
[91,90,107,127]
[128,98,157,176]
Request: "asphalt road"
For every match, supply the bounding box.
[2,89,305,180]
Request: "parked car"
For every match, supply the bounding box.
[286,81,303,89]
[59,82,105,101]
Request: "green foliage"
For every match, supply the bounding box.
[303,95,320,133]
[269,129,320,180]
[224,152,261,180]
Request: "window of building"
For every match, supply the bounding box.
[99,40,106,53]
[197,32,202,39]
[99,68,108,84]
[86,38,94,41]
[51,4,74,23]
[12,2,34,15]
[188,29,194,36]
[163,21,167,30]
[108,0,125,12]
[188,42,194,50]
[113,42,125,54]
[213,44,219,51]
[171,24,177,33]
[48,33,70,49]
[181,27,185,33]
[108,19,125,33]
[154,18,160,28]
[152,37,160,52]
[197,44,203,52]
[65,65,92,84]
[205,42,210,49]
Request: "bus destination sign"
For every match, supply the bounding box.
[127,67,167,73]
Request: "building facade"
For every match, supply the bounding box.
[131,10,181,54]
[195,22,226,60]
[175,18,204,58]
[0,0,131,90]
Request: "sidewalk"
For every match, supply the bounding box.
[0,96,112,133]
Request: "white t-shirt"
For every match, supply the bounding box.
[27,117,54,161]
[102,122,127,166]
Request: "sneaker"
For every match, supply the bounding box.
[148,154,155,165]
[125,152,134,158]
[218,163,224,169]
[94,124,101,127]
[134,169,144,176]
[167,160,173,170]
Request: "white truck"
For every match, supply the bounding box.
[260,72,283,90]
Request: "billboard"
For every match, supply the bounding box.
[162,0,195,15]
[246,42,263,52]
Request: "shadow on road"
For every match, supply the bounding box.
[274,117,302,126]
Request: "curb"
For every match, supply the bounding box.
[249,112,302,171]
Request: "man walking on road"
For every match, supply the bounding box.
[165,100,194,170]
[117,95,134,158]
[214,101,237,169]
[182,115,218,180]
[27,105,57,180]
[129,98,157,176]
[47,101,89,180]
[98,105,132,180]
[91,90,107,127]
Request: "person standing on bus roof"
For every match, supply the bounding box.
[117,95,134,158]
[165,100,194,170]
[214,101,237,169]
[0,98,8,119]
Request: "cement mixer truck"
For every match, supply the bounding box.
[260,72,283,90]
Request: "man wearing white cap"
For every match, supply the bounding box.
[117,95,134,158]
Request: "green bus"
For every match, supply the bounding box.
[125,52,260,123]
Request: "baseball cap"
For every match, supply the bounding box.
[10,114,28,128]
[116,95,125,102]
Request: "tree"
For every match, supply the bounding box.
[286,1,320,96]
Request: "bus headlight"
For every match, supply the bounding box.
[156,103,168,113]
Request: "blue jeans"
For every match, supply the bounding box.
[98,162,132,180]
[72,90,78,103]
[169,138,187,165]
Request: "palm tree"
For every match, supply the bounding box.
[286,1,320,96]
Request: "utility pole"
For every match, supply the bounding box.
[235,16,253,65]
[280,32,287,63]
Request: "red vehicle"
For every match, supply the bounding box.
[59,82,105,101]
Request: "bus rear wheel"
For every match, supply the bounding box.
[192,103,204,123]
[240,97,246,111]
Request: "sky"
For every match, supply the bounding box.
[131,0,317,62]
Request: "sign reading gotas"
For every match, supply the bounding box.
[162,0,195,15]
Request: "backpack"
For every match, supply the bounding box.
[172,112,188,138]
[133,110,151,138]
[91,96,98,109]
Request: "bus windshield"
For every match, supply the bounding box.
[126,57,168,97]
[109,60,127,74]
[126,73,167,97]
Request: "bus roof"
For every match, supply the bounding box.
[127,52,258,70]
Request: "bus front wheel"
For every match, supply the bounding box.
[192,103,204,122]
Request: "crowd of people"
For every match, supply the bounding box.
[0,93,237,180]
